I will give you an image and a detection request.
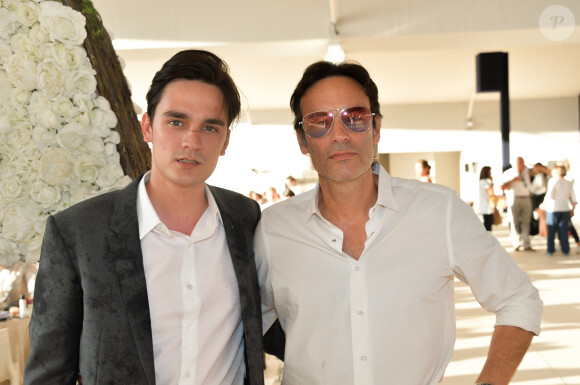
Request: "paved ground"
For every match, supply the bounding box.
[264,215,580,384]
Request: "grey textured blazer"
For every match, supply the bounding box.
[24,175,265,385]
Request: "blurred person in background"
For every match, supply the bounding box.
[543,165,577,256]
[478,166,495,231]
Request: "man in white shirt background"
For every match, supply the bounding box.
[25,50,272,385]
[255,61,542,385]
[501,157,535,251]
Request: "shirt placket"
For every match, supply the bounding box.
[181,237,199,384]
[350,262,371,385]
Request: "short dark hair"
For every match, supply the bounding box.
[289,61,383,136]
[146,50,241,127]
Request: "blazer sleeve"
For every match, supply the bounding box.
[24,215,83,385]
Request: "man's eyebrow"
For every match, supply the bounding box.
[161,111,226,126]
[162,110,188,119]
[204,118,226,126]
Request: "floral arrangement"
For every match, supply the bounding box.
[0,0,131,267]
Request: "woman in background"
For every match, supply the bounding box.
[478,166,495,231]
[415,159,433,183]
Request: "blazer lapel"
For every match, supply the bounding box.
[110,176,156,385]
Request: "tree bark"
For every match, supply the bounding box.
[61,0,151,179]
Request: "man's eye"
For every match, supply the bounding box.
[203,125,218,133]
[168,120,183,127]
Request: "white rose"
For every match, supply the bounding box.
[2,100,29,125]
[28,91,61,129]
[39,147,74,186]
[52,96,75,117]
[105,130,121,144]
[1,204,36,242]
[32,125,57,151]
[5,53,37,91]
[96,163,125,189]
[66,68,97,98]
[9,87,31,105]
[39,2,87,46]
[91,107,118,132]
[81,137,105,153]
[56,122,90,151]
[36,58,67,99]
[0,41,13,66]
[53,44,88,70]
[28,23,49,46]
[15,1,40,27]
[75,157,104,183]
[93,95,110,110]
[0,169,23,200]
[72,93,93,126]
[9,32,34,57]
[104,142,117,156]
[30,180,61,208]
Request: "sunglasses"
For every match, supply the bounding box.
[299,106,375,138]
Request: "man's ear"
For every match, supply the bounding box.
[141,113,152,143]
[220,129,231,156]
[297,131,309,155]
[373,116,381,145]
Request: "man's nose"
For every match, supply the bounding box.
[182,128,202,149]
[328,117,350,141]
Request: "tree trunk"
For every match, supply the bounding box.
[60,0,151,179]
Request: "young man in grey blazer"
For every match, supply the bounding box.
[25,50,271,385]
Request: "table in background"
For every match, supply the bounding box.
[0,317,30,385]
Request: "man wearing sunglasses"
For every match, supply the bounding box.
[255,61,542,385]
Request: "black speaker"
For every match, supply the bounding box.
[476,52,508,92]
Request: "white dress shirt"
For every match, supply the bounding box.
[478,178,493,215]
[543,177,577,212]
[255,163,542,385]
[502,167,532,205]
[138,172,245,385]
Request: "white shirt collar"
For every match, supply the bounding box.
[136,171,222,239]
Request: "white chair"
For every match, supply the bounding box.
[0,328,19,385]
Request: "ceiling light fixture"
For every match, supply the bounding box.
[324,0,344,64]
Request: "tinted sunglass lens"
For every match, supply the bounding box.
[341,107,372,133]
[304,112,334,138]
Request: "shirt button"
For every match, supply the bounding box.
[355,267,360,271]
[187,326,193,332]
[361,356,367,361]
[332,239,337,243]
[357,310,363,315]
[187,283,193,290]
[185,371,191,378]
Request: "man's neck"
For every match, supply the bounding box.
[145,176,208,235]
[318,169,378,222]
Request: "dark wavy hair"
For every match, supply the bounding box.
[290,61,383,138]
[146,50,241,127]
